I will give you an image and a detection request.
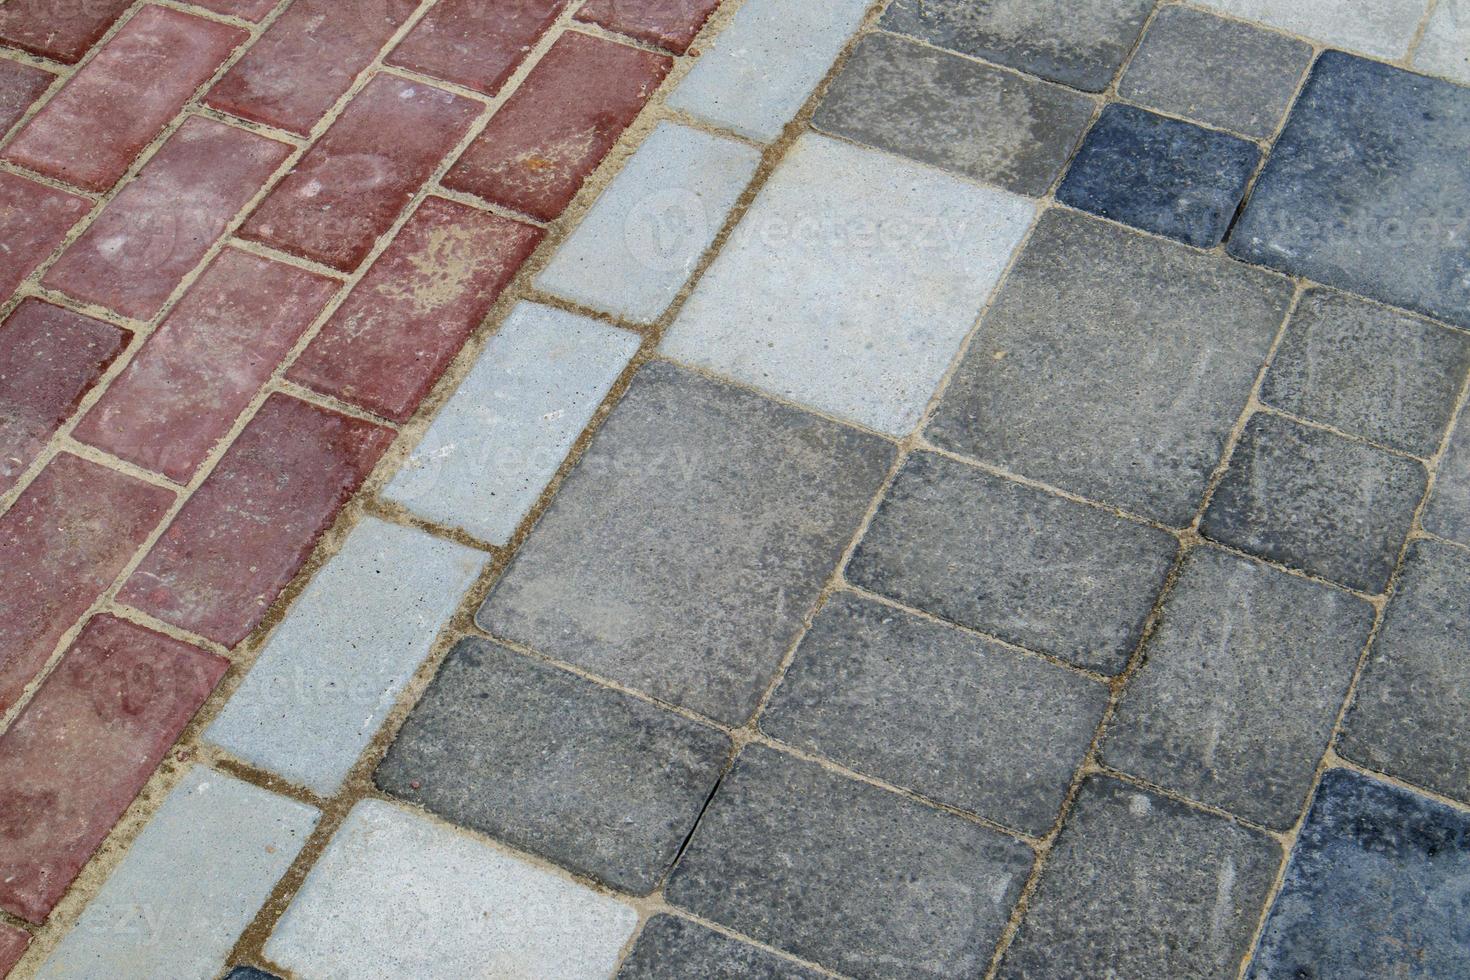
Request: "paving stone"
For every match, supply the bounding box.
[1340,541,1470,804]
[442,31,670,222]
[762,592,1107,835]
[42,116,292,321]
[535,122,760,323]
[190,0,278,20]
[0,455,173,714]
[1202,414,1427,593]
[0,615,226,923]
[0,924,27,976]
[880,0,1153,92]
[1424,406,1470,544]
[206,518,483,797]
[1058,103,1260,248]
[0,299,128,493]
[1230,52,1470,329]
[205,0,418,135]
[385,0,567,96]
[72,249,337,483]
[1249,768,1470,978]
[577,0,721,53]
[1197,0,1430,60]
[119,394,393,647]
[286,196,542,422]
[479,361,893,724]
[998,776,1280,979]
[0,0,131,63]
[1103,548,1373,829]
[928,209,1293,526]
[222,968,281,980]
[665,0,870,142]
[0,172,90,299]
[239,74,480,272]
[2,8,245,192]
[667,745,1034,978]
[382,302,640,545]
[663,134,1033,435]
[378,637,730,893]
[1119,6,1312,139]
[1415,0,1470,84]
[619,915,825,979]
[264,800,638,978]
[813,33,1095,197]
[0,57,53,134]
[35,767,318,980]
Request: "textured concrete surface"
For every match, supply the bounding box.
[618,915,826,979]
[1197,0,1431,59]
[1425,405,1470,544]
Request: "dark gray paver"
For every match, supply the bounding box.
[1119,6,1312,139]
[812,31,1095,196]
[928,209,1293,526]
[618,915,825,979]
[478,361,893,725]
[666,745,1034,979]
[1260,288,1470,457]
[1230,52,1470,329]
[848,451,1177,675]
[225,970,281,980]
[879,0,1154,92]
[762,591,1107,835]
[1201,414,1427,593]
[1249,768,1470,979]
[376,638,730,894]
[1423,406,1470,545]
[997,775,1281,980]
[1104,548,1374,829]
[1340,541,1470,804]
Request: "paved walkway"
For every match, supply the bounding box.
[1,0,1469,977]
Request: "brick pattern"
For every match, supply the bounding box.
[386,0,568,96]
[0,57,54,134]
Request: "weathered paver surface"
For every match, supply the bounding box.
[4,1,1470,978]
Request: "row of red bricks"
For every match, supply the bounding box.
[0,0,722,960]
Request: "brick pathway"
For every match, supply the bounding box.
[1,0,1469,977]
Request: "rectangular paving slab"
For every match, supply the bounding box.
[1424,405,1470,545]
[0,172,89,300]
[1415,0,1470,84]
[1197,0,1430,59]
[618,915,826,979]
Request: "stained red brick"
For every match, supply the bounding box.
[3,8,245,192]
[119,394,393,646]
[0,172,90,299]
[288,197,541,421]
[0,615,227,923]
[0,0,131,64]
[42,117,292,321]
[206,0,418,135]
[385,0,567,95]
[239,75,479,271]
[443,32,670,220]
[0,58,54,134]
[576,0,721,53]
[0,455,174,714]
[73,250,338,482]
[188,0,280,21]
[0,301,129,493]
[0,924,27,977]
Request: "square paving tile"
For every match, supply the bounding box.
[1416,0,1470,84]
[1058,104,1260,247]
[1196,0,1430,60]
[1340,541,1470,804]
[812,32,1096,196]
[618,915,825,979]
[478,361,893,724]
[1423,404,1470,545]
[1260,288,1470,458]
[1119,6,1312,139]
[762,591,1107,835]
[880,0,1154,92]
[1229,52,1470,329]
[1103,548,1374,829]
[928,209,1293,526]
[666,745,1034,978]
[997,776,1281,979]
[1249,768,1470,978]
[377,637,731,894]
[662,134,1034,436]
[848,452,1178,675]
[1201,414,1427,593]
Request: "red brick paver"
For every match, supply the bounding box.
[0,0,131,64]
[74,249,338,482]
[239,74,479,271]
[2,7,245,192]
[443,31,670,221]
[0,172,90,301]
[188,0,281,22]
[42,116,292,320]
[0,300,129,493]
[0,924,27,977]
[0,57,53,134]
[0,615,227,923]
[288,197,542,421]
[577,0,722,53]
[0,454,174,714]
[120,394,393,646]
[386,0,567,96]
